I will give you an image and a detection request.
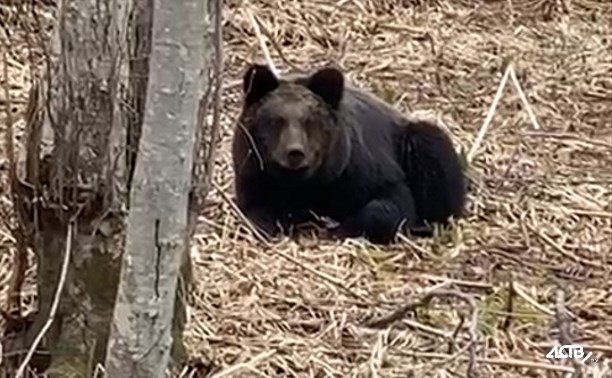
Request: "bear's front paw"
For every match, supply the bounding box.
[243,209,282,239]
[329,201,402,244]
[325,219,363,240]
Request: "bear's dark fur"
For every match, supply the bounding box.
[231,63,466,244]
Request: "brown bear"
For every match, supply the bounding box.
[231,63,466,244]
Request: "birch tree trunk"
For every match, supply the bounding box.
[103,0,213,375]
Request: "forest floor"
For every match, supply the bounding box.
[1,0,611,377]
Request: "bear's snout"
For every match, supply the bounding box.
[285,146,306,168]
[273,124,314,171]
[276,144,311,171]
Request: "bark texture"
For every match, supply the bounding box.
[103,0,212,376]
[4,0,138,376]
[3,0,133,376]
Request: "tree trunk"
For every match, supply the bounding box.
[4,0,135,376]
[103,0,213,376]
[3,0,134,375]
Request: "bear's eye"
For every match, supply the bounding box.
[267,116,286,130]
[304,117,329,132]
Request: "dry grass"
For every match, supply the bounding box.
[2,0,612,377]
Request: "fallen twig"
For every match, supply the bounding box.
[509,67,541,130]
[243,1,278,76]
[362,289,479,377]
[526,223,600,269]
[397,351,576,374]
[555,289,584,378]
[14,221,74,378]
[212,181,374,305]
[467,62,512,163]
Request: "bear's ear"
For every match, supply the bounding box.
[243,63,279,106]
[307,67,344,109]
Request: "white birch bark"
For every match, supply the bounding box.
[104,0,213,376]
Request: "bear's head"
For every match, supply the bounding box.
[237,63,348,182]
